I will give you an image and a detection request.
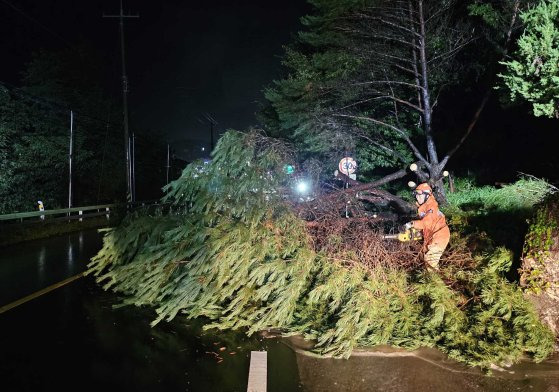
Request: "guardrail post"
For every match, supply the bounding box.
[79,210,83,222]
[106,207,110,220]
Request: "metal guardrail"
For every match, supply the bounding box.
[0,200,171,224]
[0,204,119,222]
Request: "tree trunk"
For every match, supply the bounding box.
[432,178,447,205]
[417,0,440,166]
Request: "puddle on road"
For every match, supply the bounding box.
[285,336,559,392]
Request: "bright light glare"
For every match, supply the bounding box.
[296,181,309,194]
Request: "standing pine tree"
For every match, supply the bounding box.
[264,0,522,202]
[500,0,559,119]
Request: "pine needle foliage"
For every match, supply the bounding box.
[500,0,559,118]
[88,130,554,368]
[446,176,556,215]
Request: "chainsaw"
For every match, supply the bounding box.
[383,227,423,242]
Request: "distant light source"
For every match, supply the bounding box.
[201,147,205,151]
[296,181,309,194]
[284,164,295,175]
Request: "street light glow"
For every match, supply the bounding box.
[296,181,309,194]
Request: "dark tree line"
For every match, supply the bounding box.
[0,47,168,214]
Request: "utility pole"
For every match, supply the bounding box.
[103,0,139,203]
[202,113,218,152]
[131,133,136,201]
[210,122,214,151]
[68,110,74,209]
[166,143,170,185]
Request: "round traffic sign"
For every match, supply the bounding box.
[338,157,357,175]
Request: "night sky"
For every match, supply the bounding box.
[2,0,559,181]
[1,0,310,159]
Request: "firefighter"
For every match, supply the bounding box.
[405,183,450,270]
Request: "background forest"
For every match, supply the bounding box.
[0,47,173,213]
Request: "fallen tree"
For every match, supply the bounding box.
[88,131,554,368]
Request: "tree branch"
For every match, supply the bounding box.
[393,63,417,75]
[354,131,408,163]
[427,36,477,65]
[334,26,420,49]
[362,14,422,38]
[439,0,521,168]
[333,171,414,213]
[354,80,424,91]
[364,50,416,65]
[333,113,429,166]
[368,94,424,113]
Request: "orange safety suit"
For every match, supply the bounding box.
[411,193,450,270]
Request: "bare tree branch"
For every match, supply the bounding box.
[365,94,424,112]
[333,113,429,166]
[358,133,408,163]
[356,14,422,38]
[364,50,416,65]
[334,26,421,49]
[354,80,424,91]
[439,0,521,169]
[427,36,476,65]
[334,171,414,212]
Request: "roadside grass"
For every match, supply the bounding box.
[443,176,558,278]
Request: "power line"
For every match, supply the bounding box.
[1,80,161,147]
[0,0,74,48]
[0,79,121,128]
[200,112,219,151]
